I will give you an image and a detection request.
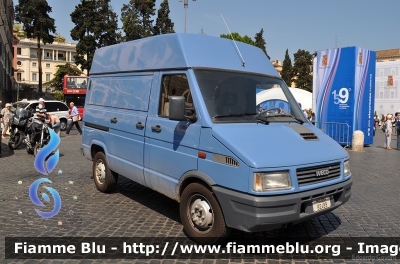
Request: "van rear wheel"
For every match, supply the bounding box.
[180,182,230,244]
[93,152,118,193]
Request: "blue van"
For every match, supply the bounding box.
[82,34,352,244]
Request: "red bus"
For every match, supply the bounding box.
[63,75,88,117]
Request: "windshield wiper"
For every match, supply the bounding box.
[213,112,257,119]
[268,114,304,124]
[255,113,304,124]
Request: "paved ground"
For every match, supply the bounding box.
[1,125,400,263]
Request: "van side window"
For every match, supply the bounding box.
[158,75,195,119]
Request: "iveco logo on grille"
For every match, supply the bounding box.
[315,169,329,177]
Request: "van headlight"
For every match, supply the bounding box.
[344,160,351,177]
[253,172,291,192]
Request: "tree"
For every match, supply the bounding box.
[13,23,27,38]
[121,0,156,41]
[281,49,293,86]
[71,0,120,75]
[154,0,175,35]
[292,49,313,92]
[254,28,270,59]
[44,62,83,90]
[15,0,56,93]
[54,91,64,101]
[54,32,65,43]
[220,32,254,45]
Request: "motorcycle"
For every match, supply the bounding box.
[8,108,32,150]
[25,117,51,156]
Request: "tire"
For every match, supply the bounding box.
[8,132,23,150]
[26,144,34,155]
[92,152,118,193]
[60,119,67,131]
[180,182,231,245]
[34,144,43,156]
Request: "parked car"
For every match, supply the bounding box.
[11,99,72,131]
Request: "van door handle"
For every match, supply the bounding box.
[110,117,117,124]
[151,125,162,133]
[136,122,144,129]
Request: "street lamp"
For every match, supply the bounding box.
[179,0,196,33]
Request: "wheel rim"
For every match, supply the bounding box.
[60,121,66,131]
[95,159,106,184]
[187,194,214,234]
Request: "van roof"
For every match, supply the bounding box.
[90,33,279,77]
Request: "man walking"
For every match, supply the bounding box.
[396,113,400,150]
[65,102,82,135]
[1,103,12,139]
[384,114,393,150]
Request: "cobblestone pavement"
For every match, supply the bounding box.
[1,126,400,264]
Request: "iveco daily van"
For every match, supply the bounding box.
[82,34,352,244]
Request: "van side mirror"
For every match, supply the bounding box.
[168,96,186,121]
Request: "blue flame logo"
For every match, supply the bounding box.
[29,178,62,218]
[34,128,60,175]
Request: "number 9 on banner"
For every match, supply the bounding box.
[332,88,349,104]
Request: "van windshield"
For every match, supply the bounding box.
[193,69,308,124]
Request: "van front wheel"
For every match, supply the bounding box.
[93,152,118,193]
[180,183,230,244]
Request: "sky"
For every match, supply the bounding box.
[12,0,400,62]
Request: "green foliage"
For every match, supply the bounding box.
[281,49,293,86]
[13,23,27,38]
[15,0,56,93]
[154,0,175,35]
[54,91,64,101]
[254,28,270,59]
[292,49,313,92]
[44,62,83,90]
[54,32,65,43]
[121,0,156,41]
[220,32,255,46]
[71,0,121,75]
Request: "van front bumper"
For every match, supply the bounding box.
[212,178,352,232]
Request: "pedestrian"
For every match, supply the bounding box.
[46,113,61,137]
[384,114,393,150]
[1,103,12,139]
[303,109,308,119]
[65,102,82,135]
[35,98,47,121]
[311,112,316,125]
[396,113,400,150]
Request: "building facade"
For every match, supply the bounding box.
[374,49,400,116]
[0,0,15,103]
[375,60,400,116]
[15,37,80,93]
[376,49,400,62]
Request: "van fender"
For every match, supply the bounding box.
[175,170,216,202]
[89,139,109,158]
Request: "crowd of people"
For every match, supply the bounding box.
[374,113,400,150]
[0,99,82,142]
[303,108,316,125]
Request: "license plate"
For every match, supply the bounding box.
[312,197,331,212]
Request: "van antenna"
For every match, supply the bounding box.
[221,14,245,67]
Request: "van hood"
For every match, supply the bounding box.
[211,123,348,168]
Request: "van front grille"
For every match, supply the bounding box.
[296,162,340,186]
[213,154,239,167]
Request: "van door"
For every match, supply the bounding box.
[144,72,200,199]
